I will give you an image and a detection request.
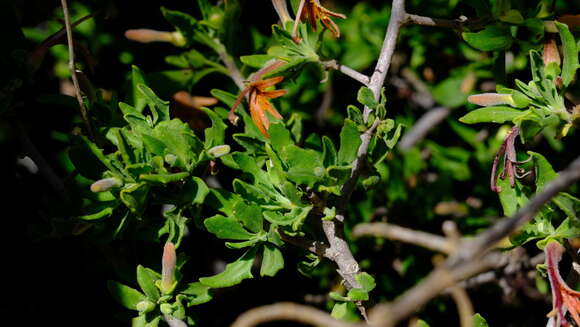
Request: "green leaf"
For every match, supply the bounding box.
[132,315,161,327]
[431,74,468,108]
[322,136,338,167]
[130,65,147,112]
[385,123,403,149]
[355,272,376,292]
[202,107,227,148]
[120,183,149,215]
[260,243,284,277]
[472,313,489,327]
[555,22,579,87]
[263,210,297,226]
[529,151,557,190]
[183,176,210,206]
[232,200,264,233]
[417,320,430,327]
[137,84,170,124]
[347,288,369,301]
[180,282,212,306]
[79,204,115,221]
[137,265,161,301]
[151,119,204,170]
[338,119,362,164]
[199,247,257,288]
[283,146,325,186]
[269,123,294,153]
[357,87,377,109]
[139,172,190,184]
[498,177,518,216]
[204,215,255,240]
[462,25,513,51]
[107,280,147,310]
[459,106,524,124]
[331,302,349,320]
[240,54,275,68]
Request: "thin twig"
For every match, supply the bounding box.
[60,0,95,141]
[398,107,450,151]
[363,0,406,122]
[449,286,475,327]
[230,302,363,327]
[217,47,245,91]
[353,222,454,254]
[321,60,370,85]
[404,14,465,29]
[368,155,580,326]
[279,231,335,258]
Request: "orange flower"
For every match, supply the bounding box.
[292,0,346,39]
[228,60,287,137]
[545,241,580,326]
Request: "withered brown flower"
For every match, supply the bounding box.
[228,60,287,137]
[293,0,346,39]
[490,126,532,192]
[545,241,580,327]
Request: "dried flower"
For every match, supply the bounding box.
[545,241,580,327]
[490,127,531,192]
[292,0,346,39]
[272,0,293,26]
[229,60,287,137]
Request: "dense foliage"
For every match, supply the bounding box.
[5,0,580,326]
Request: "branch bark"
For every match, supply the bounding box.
[230,302,363,327]
[368,155,580,326]
[321,60,370,86]
[353,222,454,254]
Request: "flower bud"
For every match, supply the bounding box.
[207,145,231,158]
[173,91,218,109]
[125,29,186,47]
[467,93,514,107]
[90,177,123,192]
[543,38,561,67]
[160,242,176,294]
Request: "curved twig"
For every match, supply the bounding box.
[230,302,363,327]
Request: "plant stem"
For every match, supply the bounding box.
[60,0,95,141]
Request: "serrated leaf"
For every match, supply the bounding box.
[137,84,170,124]
[137,265,161,301]
[269,123,294,153]
[204,214,255,240]
[107,280,147,310]
[199,247,257,288]
[260,243,284,277]
[338,119,361,164]
[462,25,513,51]
[202,107,227,148]
[555,22,579,87]
[459,106,524,124]
[232,200,264,233]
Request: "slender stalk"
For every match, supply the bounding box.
[321,60,370,85]
[60,0,95,141]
